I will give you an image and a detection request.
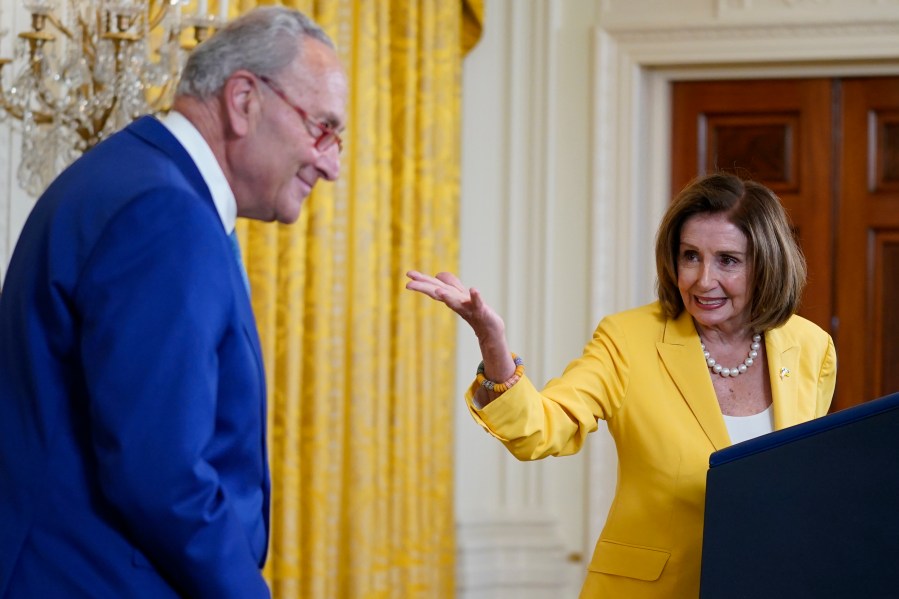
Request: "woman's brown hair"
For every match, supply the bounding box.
[655,172,807,332]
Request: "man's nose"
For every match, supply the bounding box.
[316,144,341,181]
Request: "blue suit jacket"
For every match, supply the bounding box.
[0,116,271,598]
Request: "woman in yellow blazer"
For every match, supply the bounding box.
[407,172,837,597]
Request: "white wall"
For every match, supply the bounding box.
[0,0,31,286]
[455,2,601,595]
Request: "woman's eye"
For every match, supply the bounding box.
[720,255,738,266]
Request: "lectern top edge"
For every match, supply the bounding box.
[709,390,899,468]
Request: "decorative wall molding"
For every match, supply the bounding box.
[718,0,750,11]
[455,1,585,596]
[720,0,839,10]
[604,0,899,30]
[609,21,899,66]
[456,1,595,597]
[456,512,568,594]
[614,21,899,41]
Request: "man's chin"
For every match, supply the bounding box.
[275,197,306,224]
[269,180,312,224]
[295,176,313,199]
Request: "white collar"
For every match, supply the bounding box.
[159,111,237,234]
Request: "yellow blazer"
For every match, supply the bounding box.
[466,302,836,598]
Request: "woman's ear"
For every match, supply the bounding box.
[222,70,258,137]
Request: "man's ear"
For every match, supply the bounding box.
[222,70,259,137]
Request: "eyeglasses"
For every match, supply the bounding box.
[257,75,343,153]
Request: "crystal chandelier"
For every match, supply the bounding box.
[0,0,226,196]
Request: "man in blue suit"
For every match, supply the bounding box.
[0,6,346,597]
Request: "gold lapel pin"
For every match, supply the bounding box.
[780,367,791,380]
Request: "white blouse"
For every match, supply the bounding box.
[723,404,774,445]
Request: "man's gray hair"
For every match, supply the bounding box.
[176,6,334,99]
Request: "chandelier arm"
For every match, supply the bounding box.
[77,15,97,64]
[66,105,113,150]
[85,96,118,148]
[34,76,63,115]
[46,13,74,40]
[75,122,97,147]
[0,96,54,124]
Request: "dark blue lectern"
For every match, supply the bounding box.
[701,391,899,599]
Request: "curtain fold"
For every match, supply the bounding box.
[230,1,483,596]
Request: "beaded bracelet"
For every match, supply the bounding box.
[476,353,525,393]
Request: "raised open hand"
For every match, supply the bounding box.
[406,270,517,403]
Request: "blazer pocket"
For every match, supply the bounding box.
[587,539,670,581]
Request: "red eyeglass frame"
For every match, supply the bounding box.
[257,74,343,153]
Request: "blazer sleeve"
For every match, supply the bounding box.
[74,189,269,598]
[465,315,631,461]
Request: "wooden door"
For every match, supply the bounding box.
[672,77,899,411]
[835,78,899,409]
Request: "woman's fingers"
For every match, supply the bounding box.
[435,271,466,292]
[406,272,506,339]
[406,270,470,307]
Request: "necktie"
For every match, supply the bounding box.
[229,230,251,295]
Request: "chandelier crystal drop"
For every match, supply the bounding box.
[702,333,762,378]
[0,0,229,196]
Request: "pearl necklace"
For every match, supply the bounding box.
[701,333,762,378]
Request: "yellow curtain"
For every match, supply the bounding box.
[230,0,483,596]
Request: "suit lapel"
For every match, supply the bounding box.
[657,310,731,450]
[765,326,802,430]
[127,115,268,399]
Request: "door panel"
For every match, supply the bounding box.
[836,78,899,408]
[702,113,799,192]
